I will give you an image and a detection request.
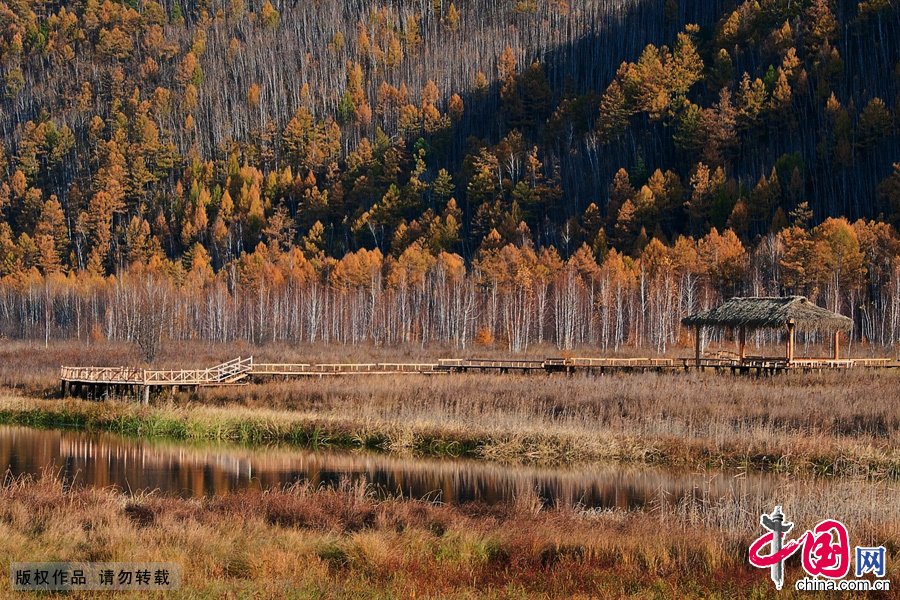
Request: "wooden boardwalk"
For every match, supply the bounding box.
[60,357,253,386]
[59,354,897,402]
[60,357,254,402]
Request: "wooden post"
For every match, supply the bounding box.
[694,326,701,367]
[786,321,795,365]
[142,385,150,405]
[739,325,746,365]
[833,330,840,361]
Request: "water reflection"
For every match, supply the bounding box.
[1,425,779,509]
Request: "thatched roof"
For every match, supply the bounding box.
[681,296,853,332]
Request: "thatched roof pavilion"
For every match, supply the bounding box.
[682,296,853,366]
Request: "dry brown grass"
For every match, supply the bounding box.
[4,337,884,392]
[1,472,896,598]
[0,343,900,478]
[4,341,900,597]
[195,367,900,474]
[0,339,560,395]
[5,340,900,472]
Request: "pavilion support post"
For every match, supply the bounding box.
[694,326,701,367]
[786,321,795,365]
[739,325,747,365]
[833,330,840,361]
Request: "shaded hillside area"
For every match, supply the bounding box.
[3,0,900,351]
[3,0,900,264]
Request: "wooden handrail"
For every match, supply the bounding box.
[60,354,896,388]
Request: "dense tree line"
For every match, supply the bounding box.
[1,0,900,352]
[3,213,900,356]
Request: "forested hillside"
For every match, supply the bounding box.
[3,0,900,352]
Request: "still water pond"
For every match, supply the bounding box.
[2,425,780,509]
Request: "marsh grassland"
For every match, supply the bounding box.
[1,473,899,599]
[4,339,900,474]
[1,341,900,597]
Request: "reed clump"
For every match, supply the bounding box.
[3,472,894,598]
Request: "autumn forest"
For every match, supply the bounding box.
[2,0,900,354]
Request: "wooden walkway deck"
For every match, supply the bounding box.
[59,355,896,402]
[60,357,254,386]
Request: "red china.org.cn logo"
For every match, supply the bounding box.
[749,506,890,592]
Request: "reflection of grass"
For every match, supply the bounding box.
[2,473,896,598]
[0,395,486,462]
[180,365,900,476]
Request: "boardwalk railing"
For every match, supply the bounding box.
[550,357,675,367]
[371,363,439,372]
[207,356,254,382]
[59,366,145,384]
[144,356,253,385]
[437,359,545,370]
[249,363,312,375]
[61,354,899,392]
[851,358,892,367]
[251,363,440,375]
[61,357,254,386]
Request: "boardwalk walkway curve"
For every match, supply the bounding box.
[59,355,896,403]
